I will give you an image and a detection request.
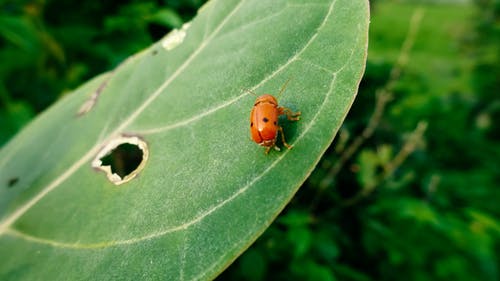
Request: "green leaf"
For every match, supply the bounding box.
[0,0,369,280]
[238,248,267,281]
[291,260,336,281]
[277,209,311,227]
[287,226,312,258]
[0,16,40,52]
[149,9,184,28]
[357,149,378,188]
[313,231,340,262]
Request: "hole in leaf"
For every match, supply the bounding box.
[7,177,19,188]
[92,136,149,185]
[100,144,143,178]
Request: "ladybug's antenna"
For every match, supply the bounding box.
[276,77,292,99]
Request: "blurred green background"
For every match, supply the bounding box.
[0,0,498,280]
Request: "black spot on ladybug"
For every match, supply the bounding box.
[273,121,277,125]
[251,122,254,127]
[263,117,269,123]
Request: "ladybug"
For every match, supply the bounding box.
[250,81,301,154]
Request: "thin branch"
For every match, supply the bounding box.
[319,8,425,190]
[308,8,425,211]
[341,121,428,207]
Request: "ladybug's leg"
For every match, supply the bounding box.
[264,144,280,154]
[277,126,293,149]
[263,138,279,154]
[278,107,301,121]
[264,146,272,154]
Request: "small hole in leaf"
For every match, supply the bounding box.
[7,177,19,188]
[92,136,149,185]
[100,143,143,179]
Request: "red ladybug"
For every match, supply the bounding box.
[249,82,301,154]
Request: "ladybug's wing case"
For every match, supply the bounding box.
[250,106,263,143]
[251,102,279,143]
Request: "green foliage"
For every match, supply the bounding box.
[0,0,203,145]
[221,1,499,281]
[0,0,368,280]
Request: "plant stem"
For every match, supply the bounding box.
[341,121,428,207]
[310,8,425,210]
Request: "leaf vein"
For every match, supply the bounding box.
[4,71,337,251]
[0,0,246,236]
[136,0,340,135]
[191,73,340,281]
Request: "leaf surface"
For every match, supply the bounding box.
[0,0,369,280]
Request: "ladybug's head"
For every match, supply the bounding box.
[254,94,278,106]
